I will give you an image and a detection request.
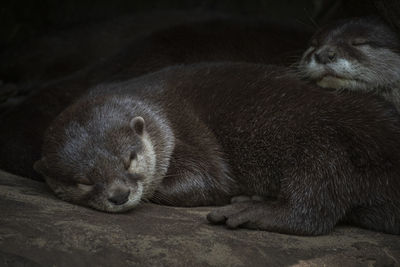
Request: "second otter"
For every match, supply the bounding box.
[35,63,400,235]
[298,17,400,110]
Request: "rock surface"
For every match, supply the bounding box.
[1,170,399,267]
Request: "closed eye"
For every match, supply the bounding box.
[74,175,94,191]
[351,39,369,46]
[77,183,94,192]
[75,176,93,185]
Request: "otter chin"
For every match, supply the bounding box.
[36,163,146,213]
[317,75,367,90]
[298,17,400,109]
[44,173,145,213]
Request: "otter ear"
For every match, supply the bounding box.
[130,116,145,136]
[33,158,48,175]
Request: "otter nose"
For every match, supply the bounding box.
[108,189,130,205]
[314,48,337,64]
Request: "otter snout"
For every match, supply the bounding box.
[314,46,337,64]
[108,188,131,205]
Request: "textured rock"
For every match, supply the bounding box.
[0,170,399,267]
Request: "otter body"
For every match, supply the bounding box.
[36,63,400,235]
[298,17,400,111]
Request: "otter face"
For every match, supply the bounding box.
[34,97,158,212]
[299,17,400,91]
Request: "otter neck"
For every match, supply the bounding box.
[132,99,175,198]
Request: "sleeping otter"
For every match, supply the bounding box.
[35,63,400,235]
[298,17,400,110]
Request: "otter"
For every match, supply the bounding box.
[298,17,400,110]
[35,62,400,235]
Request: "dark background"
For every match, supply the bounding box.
[1,0,399,113]
[1,0,399,49]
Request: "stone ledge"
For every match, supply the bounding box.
[0,170,399,267]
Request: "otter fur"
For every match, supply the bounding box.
[298,17,400,111]
[35,62,400,235]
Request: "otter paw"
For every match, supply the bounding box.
[207,202,272,230]
[207,202,253,224]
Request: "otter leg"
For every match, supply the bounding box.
[151,171,235,207]
[207,167,352,235]
[207,199,343,235]
[150,143,239,207]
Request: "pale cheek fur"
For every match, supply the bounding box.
[128,133,156,178]
[330,58,353,74]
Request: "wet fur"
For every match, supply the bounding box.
[38,63,400,235]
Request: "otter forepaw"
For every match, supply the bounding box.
[207,202,273,230]
[207,202,253,224]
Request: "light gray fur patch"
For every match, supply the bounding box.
[128,132,156,179]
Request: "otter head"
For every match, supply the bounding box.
[299,17,400,92]
[34,96,158,212]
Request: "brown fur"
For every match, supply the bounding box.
[37,63,400,235]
